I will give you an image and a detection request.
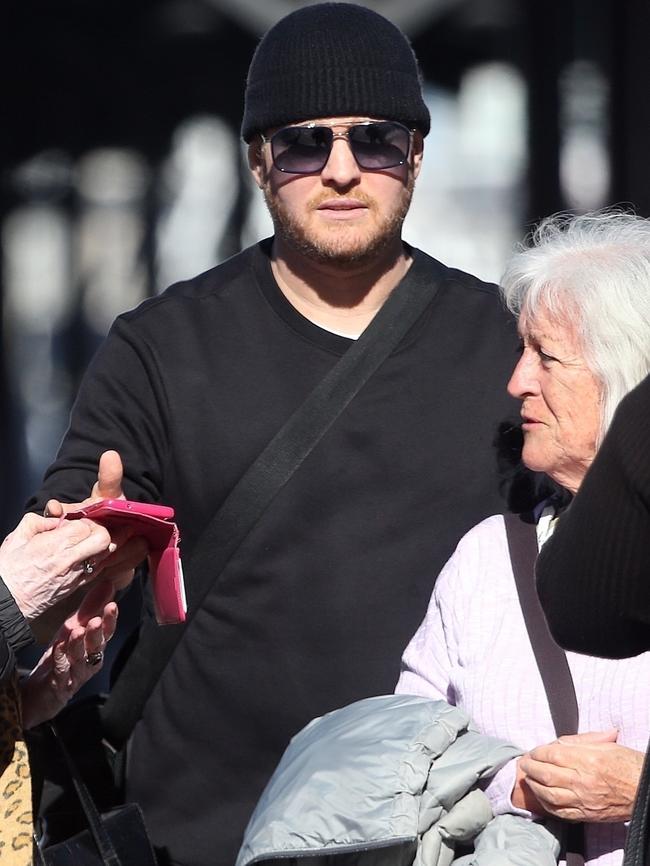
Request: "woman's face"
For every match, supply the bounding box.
[507,307,602,493]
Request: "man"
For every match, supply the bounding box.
[29,5,529,864]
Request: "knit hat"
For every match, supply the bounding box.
[241,3,430,141]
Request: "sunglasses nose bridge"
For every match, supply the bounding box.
[319,132,363,181]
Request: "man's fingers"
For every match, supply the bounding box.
[46,449,124,516]
[92,450,125,501]
[69,580,116,628]
[99,532,149,591]
[44,498,66,518]
[99,535,149,588]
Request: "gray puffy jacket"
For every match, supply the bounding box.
[237,695,560,866]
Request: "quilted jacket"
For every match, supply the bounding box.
[236,695,560,866]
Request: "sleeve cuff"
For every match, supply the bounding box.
[0,578,34,653]
[482,758,537,819]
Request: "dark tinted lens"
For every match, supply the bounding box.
[348,122,411,169]
[271,126,333,173]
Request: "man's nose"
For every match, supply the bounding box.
[319,135,362,186]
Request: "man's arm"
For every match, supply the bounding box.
[27,314,170,514]
[27,452,149,640]
[0,578,32,683]
[24,314,169,636]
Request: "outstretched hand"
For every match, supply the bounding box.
[518,730,644,823]
[45,450,148,590]
[20,580,118,729]
[0,513,115,620]
[44,449,125,519]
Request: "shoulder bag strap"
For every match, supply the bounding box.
[35,724,121,866]
[623,747,650,866]
[503,512,579,736]
[102,259,442,749]
[503,512,584,864]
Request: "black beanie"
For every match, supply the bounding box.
[241,3,430,142]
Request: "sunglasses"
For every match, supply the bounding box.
[260,121,414,175]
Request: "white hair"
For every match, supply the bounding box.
[500,209,650,439]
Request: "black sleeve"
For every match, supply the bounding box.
[26,314,170,513]
[0,633,15,683]
[536,373,650,658]
[0,578,33,683]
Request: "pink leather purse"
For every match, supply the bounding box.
[65,499,186,625]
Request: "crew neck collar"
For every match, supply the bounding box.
[250,238,432,355]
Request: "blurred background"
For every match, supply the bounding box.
[1,0,649,538]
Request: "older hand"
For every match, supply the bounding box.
[45,450,146,591]
[20,581,118,729]
[518,730,644,823]
[0,513,114,621]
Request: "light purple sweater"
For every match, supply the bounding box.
[396,514,650,866]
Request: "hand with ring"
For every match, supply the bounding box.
[20,580,118,730]
[45,450,148,592]
[0,512,116,622]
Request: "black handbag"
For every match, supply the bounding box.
[34,722,157,866]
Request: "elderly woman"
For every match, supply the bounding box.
[396,211,650,866]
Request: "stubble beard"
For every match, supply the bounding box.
[262,176,415,270]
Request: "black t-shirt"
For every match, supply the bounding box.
[31,240,525,866]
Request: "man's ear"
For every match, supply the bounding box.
[248,137,266,188]
[411,131,424,180]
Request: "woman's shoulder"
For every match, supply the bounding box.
[454,513,509,555]
[434,514,513,602]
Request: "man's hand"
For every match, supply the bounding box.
[44,449,125,518]
[20,580,118,729]
[44,449,147,591]
[518,730,644,823]
[0,513,115,620]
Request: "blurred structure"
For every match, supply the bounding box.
[1,0,649,535]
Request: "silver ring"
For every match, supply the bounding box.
[84,650,104,666]
[82,559,96,575]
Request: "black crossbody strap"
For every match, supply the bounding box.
[503,512,579,736]
[102,259,442,749]
[623,746,650,865]
[36,724,122,866]
[503,512,584,864]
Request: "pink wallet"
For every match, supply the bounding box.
[65,499,187,625]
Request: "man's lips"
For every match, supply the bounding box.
[315,199,368,218]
